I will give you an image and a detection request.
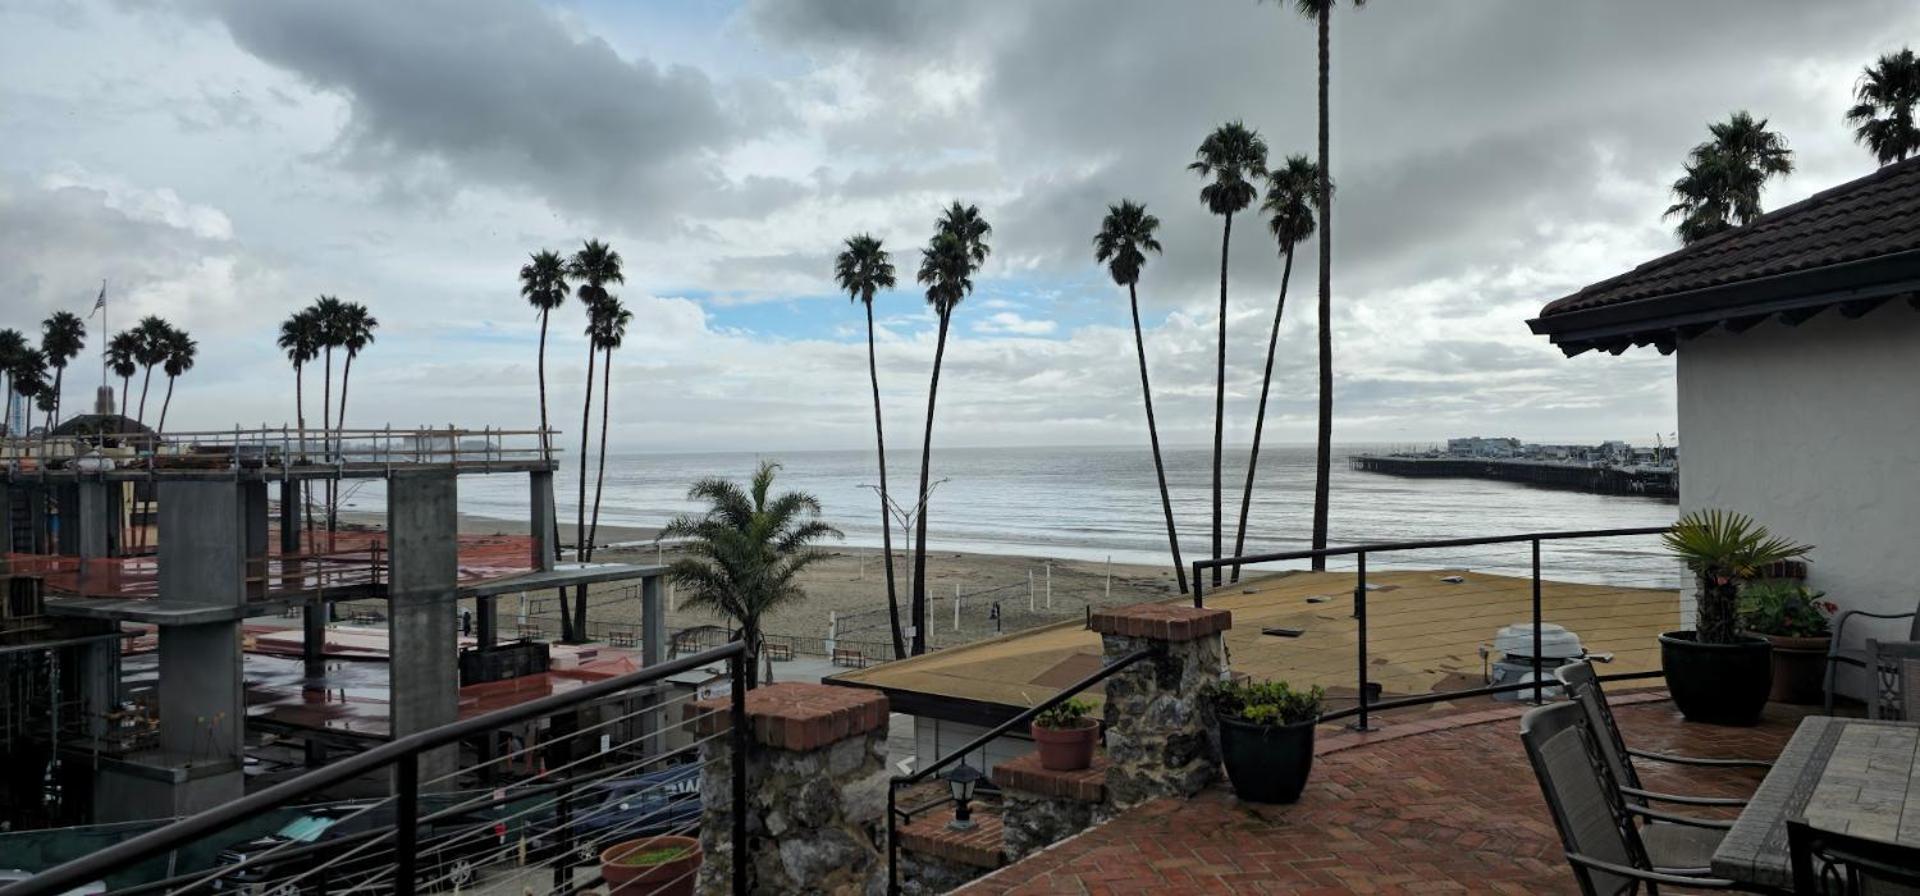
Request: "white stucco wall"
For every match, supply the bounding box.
[1676,302,1920,680]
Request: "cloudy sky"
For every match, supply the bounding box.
[2,0,1911,453]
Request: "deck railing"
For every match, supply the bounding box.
[1192,526,1676,730]
[0,641,751,896]
[1,425,558,472]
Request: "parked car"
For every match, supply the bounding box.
[524,764,701,864]
[207,802,507,894]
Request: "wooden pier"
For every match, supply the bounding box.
[1349,454,1677,500]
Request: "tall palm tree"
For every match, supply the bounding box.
[585,296,631,566]
[834,233,907,659]
[333,303,378,451]
[8,349,47,437]
[1847,47,1920,166]
[1189,121,1268,586]
[0,329,23,437]
[565,239,624,642]
[306,296,348,458]
[155,327,197,434]
[1665,111,1795,245]
[105,330,140,422]
[1292,0,1365,571]
[1232,156,1321,582]
[520,250,570,459]
[1094,201,1186,595]
[909,202,990,655]
[277,310,323,459]
[662,461,841,687]
[39,311,86,428]
[132,315,172,429]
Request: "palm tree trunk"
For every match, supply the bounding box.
[337,354,354,456]
[587,346,612,563]
[295,364,312,552]
[119,375,129,421]
[910,310,951,656]
[1212,212,1232,587]
[571,338,597,644]
[1130,282,1188,595]
[136,364,154,427]
[1232,249,1295,582]
[157,376,176,435]
[321,347,335,542]
[537,310,552,460]
[50,367,63,429]
[1310,6,1335,571]
[742,619,762,689]
[865,300,906,659]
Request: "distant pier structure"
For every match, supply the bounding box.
[1350,438,1677,500]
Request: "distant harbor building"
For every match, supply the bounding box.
[1353,436,1677,498]
[1530,154,1920,701]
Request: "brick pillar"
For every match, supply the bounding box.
[994,754,1109,861]
[1090,603,1232,808]
[686,683,890,895]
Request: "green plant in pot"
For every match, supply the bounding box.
[1207,679,1324,804]
[601,835,701,896]
[1660,510,1813,725]
[1739,580,1835,706]
[1031,698,1099,771]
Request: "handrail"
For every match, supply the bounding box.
[1,642,749,896]
[885,645,1155,894]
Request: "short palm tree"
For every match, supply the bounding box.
[1232,155,1321,581]
[276,310,322,459]
[39,311,86,427]
[585,296,632,566]
[662,461,841,687]
[909,203,990,655]
[1189,121,1268,586]
[132,315,173,429]
[333,303,378,446]
[1665,111,1795,244]
[1095,200,1186,595]
[105,330,141,423]
[1291,0,1366,571]
[8,349,48,436]
[155,327,197,434]
[0,329,23,437]
[564,239,624,642]
[835,233,907,659]
[1847,47,1920,166]
[520,250,570,459]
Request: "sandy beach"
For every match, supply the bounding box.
[331,509,1198,656]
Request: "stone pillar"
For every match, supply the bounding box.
[993,754,1109,861]
[686,682,890,895]
[387,470,459,786]
[1089,603,1232,808]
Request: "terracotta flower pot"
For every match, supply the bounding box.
[601,835,701,896]
[1031,718,1099,771]
[1761,634,1831,705]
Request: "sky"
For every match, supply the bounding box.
[1,0,1912,453]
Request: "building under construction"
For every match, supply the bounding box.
[0,387,669,829]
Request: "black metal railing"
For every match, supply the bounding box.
[884,645,1155,895]
[1193,526,1675,731]
[1,641,751,896]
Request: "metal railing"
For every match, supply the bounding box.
[1192,526,1675,731]
[1,641,751,896]
[1,425,557,473]
[884,645,1155,895]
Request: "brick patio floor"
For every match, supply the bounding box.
[954,697,1822,895]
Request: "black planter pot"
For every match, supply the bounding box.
[1216,715,1317,804]
[1659,631,1773,725]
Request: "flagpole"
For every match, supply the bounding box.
[97,279,108,388]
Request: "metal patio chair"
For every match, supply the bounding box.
[1865,638,1920,721]
[1520,700,1759,894]
[1825,603,1920,713]
[1787,818,1920,895]
[1556,662,1772,804]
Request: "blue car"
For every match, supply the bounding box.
[524,764,702,863]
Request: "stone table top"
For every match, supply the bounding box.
[1711,716,1920,889]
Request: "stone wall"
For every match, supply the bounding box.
[687,682,890,895]
[1090,603,1231,808]
[993,754,1110,861]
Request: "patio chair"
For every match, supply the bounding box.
[1865,638,1920,721]
[1520,701,1757,894]
[1787,818,1920,894]
[1556,662,1772,799]
[1825,604,1920,713]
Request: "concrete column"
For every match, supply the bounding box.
[1089,603,1232,808]
[286,480,326,681]
[76,479,114,559]
[83,637,121,740]
[686,683,890,895]
[243,481,269,601]
[529,470,557,572]
[387,470,459,786]
[639,574,667,754]
[153,479,250,811]
[55,484,80,554]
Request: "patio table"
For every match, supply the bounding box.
[1710,716,1920,889]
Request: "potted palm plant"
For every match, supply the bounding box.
[601,835,701,896]
[1030,698,1098,771]
[1738,580,1835,705]
[1660,510,1813,725]
[1206,679,1325,804]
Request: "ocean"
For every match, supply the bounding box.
[338,443,1683,587]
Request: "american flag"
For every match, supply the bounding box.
[90,280,106,317]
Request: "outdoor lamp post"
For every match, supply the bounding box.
[946,761,984,831]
